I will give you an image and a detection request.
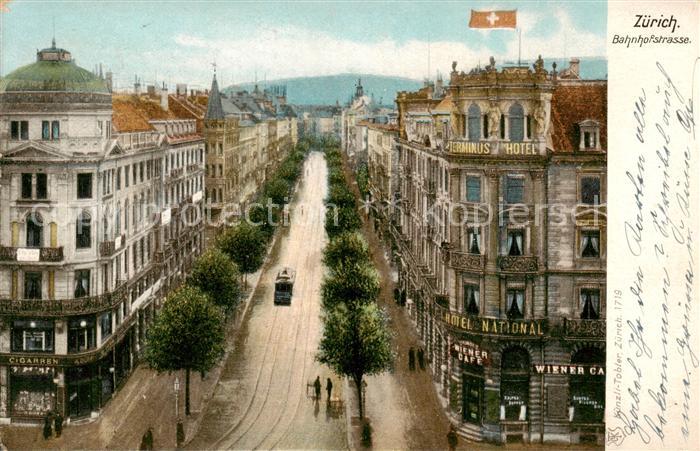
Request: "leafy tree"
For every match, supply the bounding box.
[217,221,267,284]
[327,185,357,210]
[247,203,277,241]
[355,162,369,198]
[188,248,241,313]
[323,231,371,269]
[277,159,300,183]
[325,206,361,239]
[144,286,225,415]
[265,177,291,206]
[321,261,380,311]
[317,302,393,419]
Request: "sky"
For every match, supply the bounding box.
[0,1,606,91]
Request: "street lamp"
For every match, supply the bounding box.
[174,376,180,419]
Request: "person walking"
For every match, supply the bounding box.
[314,376,321,400]
[447,424,458,451]
[418,347,425,370]
[42,412,52,440]
[408,347,415,371]
[53,411,64,438]
[326,378,333,402]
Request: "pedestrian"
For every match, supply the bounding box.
[42,412,52,440]
[53,411,63,438]
[326,377,333,402]
[408,347,415,371]
[418,347,425,370]
[393,287,400,304]
[447,424,458,451]
[314,375,321,400]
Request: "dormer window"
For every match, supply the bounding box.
[579,120,601,150]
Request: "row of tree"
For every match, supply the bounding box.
[316,145,393,420]
[144,138,313,419]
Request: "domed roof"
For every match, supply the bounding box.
[0,42,109,94]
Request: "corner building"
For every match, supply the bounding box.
[392,58,605,445]
[0,44,204,422]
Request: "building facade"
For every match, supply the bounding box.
[0,43,204,422]
[389,57,606,445]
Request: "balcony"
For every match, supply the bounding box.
[497,255,538,272]
[448,251,485,271]
[0,246,64,263]
[0,285,127,317]
[562,318,605,340]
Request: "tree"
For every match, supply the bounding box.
[317,302,393,419]
[321,261,380,311]
[327,185,357,210]
[247,202,278,242]
[323,231,371,269]
[188,248,241,313]
[265,177,291,206]
[325,206,361,239]
[217,221,267,284]
[144,286,225,416]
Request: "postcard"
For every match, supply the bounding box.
[0,1,697,450]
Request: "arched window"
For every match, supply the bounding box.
[76,211,91,248]
[26,213,43,247]
[467,104,481,142]
[570,347,605,425]
[509,103,525,141]
[508,103,525,141]
[500,347,530,420]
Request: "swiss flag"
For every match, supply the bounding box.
[469,10,517,29]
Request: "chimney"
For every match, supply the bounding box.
[568,58,580,78]
[105,71,113,93]
[160,83,169,111]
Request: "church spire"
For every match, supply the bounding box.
[205,73,224,120]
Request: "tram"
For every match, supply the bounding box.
[274,267,296,305]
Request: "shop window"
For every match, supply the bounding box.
[506,288,525,319]
[77,173,93,199]
[36,173,47,199]
[74,269,90,298]
[100,311,113,341]
[580,288,600,320]
[11,320,54,352]
[466,176,481,202]
[580,176,601,205]
[467,104,481,141]
[68,316,96,353]
[21,173,33,199]
[463,284,480,315]
[570,348,605,424]
[468,227,481,254]
[26,213,43,247]
[500,347,530,421]
[580,230,600,258]
[463,374,483,425]
[76,211,92,248]
[24,272,42,299]
[506,230,524,256]
[10,366,56,416]
[505,176,524,204]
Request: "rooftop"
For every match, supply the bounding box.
[112,95,177,133]
[550,81,607,152]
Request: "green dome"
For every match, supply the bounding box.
[0,59,109,94]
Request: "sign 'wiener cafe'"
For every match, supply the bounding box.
[440,311,546,337]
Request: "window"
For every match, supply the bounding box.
[11,121,28,140]
[42,121,51,140]
[74,269,90,298]
[584,132,595,149]
[508,103,524,141]
[500,347,530,420]
[580,230,600,258]
[100,312,113,341]
[24,272,42,299]
[77,173,93,199]
[76,211,92,248]
[467,227,481,254]
[125,165,130,187]
[570,348,605,423]
[466,176,481,203]
[140,162,144,182]
[68,316,96,353]
[52,121,60,139]
[116,168,121,190]
[36,173,47,199]
[580,176,601,205]
[499,114,505,139]
[505,176,524,204]
[11,320,54,353]
[26,213,43,247]
[464,284,480,314]
[482,115,489,138]
[467,104,481,142]
[132,164,137,184]
[526,115,532,139]
[21,173,32,199]
[506,230,524,256]
[580,288,600,320]
[506,289,525,319]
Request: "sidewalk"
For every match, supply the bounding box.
[0,235,277,450]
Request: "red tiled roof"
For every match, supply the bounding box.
[112,95,177,133]
[550,82,607,152]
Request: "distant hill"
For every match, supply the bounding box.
[223,58,606,106]
[223,74,423,106]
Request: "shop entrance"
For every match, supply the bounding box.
[66,366,97,418]
[462,373,483,425]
